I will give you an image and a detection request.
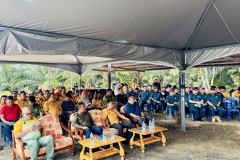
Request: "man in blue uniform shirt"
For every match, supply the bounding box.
[188,87,206,121]
[166,90,179,116]
[139,86,151,112]
[150,86,162,113]
[206,86,225,122]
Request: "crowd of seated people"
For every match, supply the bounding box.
[0,81,239,157]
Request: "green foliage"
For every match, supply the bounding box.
[0,64,239,93]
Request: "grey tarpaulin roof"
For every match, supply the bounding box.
[0,0,240,73]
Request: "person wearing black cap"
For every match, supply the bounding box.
[206,86,225,122]
[153,79,161,91]
[28,96,42,118]
[188,87,206,121]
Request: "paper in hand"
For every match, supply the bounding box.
[33,121,40,127]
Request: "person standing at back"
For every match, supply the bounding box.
[43,93,62,116]
[15,91,29,110]
[153,79,161,91]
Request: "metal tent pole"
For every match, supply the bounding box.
[79,74,82,90]
[179,70,186,131]
[108,63,112,89]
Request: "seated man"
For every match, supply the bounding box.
[43,93,62,116]
[0,96,21,146]
[166,90,179,116]
[232,87,240,99]
[102,100,133,140]
[206,86,225,122]
[150,86,162,113]
[13,107,54,160]
[28,96,42,118]
[219,86,229,99]
[123,94,150,126]
[139,86,151,112]
[72,102,102,139]
[188,87,206,121]
[116,88,128,111]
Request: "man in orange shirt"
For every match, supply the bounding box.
[12,91,19,104]
[15,91,29,109]
[43,93,62,116]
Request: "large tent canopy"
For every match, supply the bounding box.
[0,0,240,74]
[1,0,240,131]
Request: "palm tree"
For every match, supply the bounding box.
[0,65,24,91]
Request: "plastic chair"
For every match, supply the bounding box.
[224,98,240,122]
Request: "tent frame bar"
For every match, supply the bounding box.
[184,0,215,51]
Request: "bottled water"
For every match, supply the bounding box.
[110,129,115,140]
[90,133,94,145]
[149,120,152,131]
[152,118,155,128]
[169,109,173,120]
[102,130,106,141]
[142,121,146,132]
[190,113,194,121]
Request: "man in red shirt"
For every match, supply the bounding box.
[0,96,21,146]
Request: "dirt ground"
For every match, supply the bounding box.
[1,113,240,160]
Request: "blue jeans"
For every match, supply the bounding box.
[167,105,179,116]
[0,121,4,138]
[189,104,198,120]
[209,106,225,118]
[140,101,151,112]
[135,116,152,127]
[84,126,103,139]
[198,106,206,119]
[3,120,16,147]
[84,126,103,153]
[110,122,133,139]
[152,101,162,112]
